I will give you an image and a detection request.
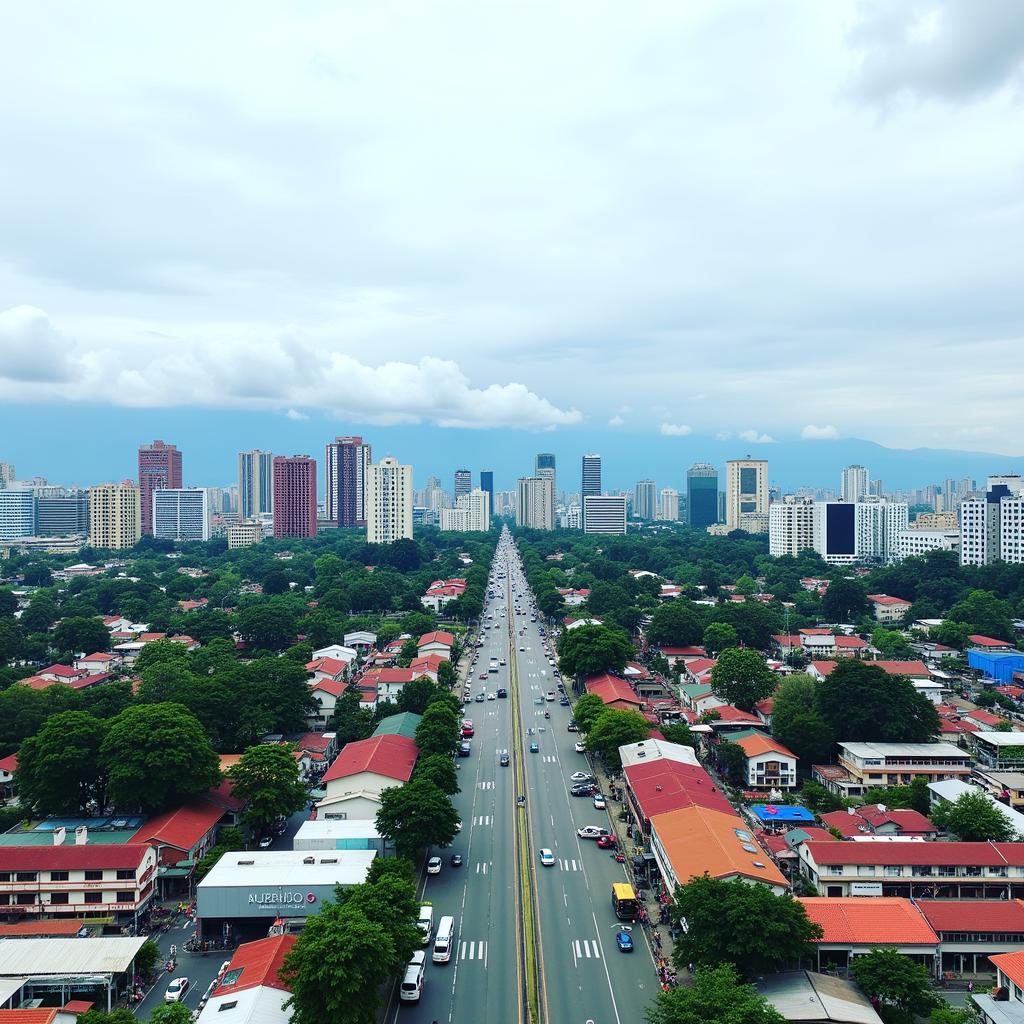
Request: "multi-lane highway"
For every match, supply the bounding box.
[391,530,654,1023]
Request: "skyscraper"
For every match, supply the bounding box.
[725,459,768,529]
[687,463,719,530]
[440,489,490,532]
[480,471,494,514]
[89,482,141,549]
[272,456,318,539]
[153,488,210,542]
[658,488,680,522]
[0,463,14,488]
[367,457,414,544]
[769,496,815,558]
[238,450,274,519]
[36,492,89,536]
[960,475,1024,566]
[581,454,601,499]
[634,480,656,521]
[454,469,472,499]
[0,489,35,539]
[841,465,870,503]
[516,477,554,530]
[325,436,372,527]
[138,440,182,536]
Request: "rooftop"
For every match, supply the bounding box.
[212,934,296,996]
[198,850,376,891]
[0,936,149,976]
[321,733,418,784]
[799,897,937,946]
[757,970,883,1024]
[918,899,1024,934]
[838,741,967,758]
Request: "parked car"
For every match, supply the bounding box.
[497,687,507,698]
[449,853,463,867]
[596,835,617,850]
[576,825,610,840]
[571,783,596,796]
[593,794,606,810]
[427,856,442,875]
[574,741,586,753]
[569,771,596,783]
[567,721,579,732]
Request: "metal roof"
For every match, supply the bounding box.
[198,850,376,891]
[0,937,149,977]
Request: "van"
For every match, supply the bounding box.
[417,904,434,946]
[400,952,425,1001]
[433,915,455,963]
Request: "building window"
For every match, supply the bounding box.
[115,869,136,880]
[84,870,103,881]
[50,871,69,881]
[84,892,103,904]
[116,890,134,903]
[15,872,37,882]
[16,894,36,905]
[50,893,70,904]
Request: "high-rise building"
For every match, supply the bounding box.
[811,499,908,565]
[137,440,182,536]
[36,492,89,537]
[89,482,141,549]
[153,488,210,542]
[0,463,14,488]
[366,457,413,544]
[583,495,627,535]
[535,453,556,482]
[227,521,264,549]
[687,464,719,530]
[325,437,372,527]
[840,465,870,503]
[516,477,554,530]
[480,471,494,514]
[454,469,472,499]
[634,480,656,521]
[960,475,1024,566]
[238,450,274,519]
[581,454,601,499]
[725,459,768,529]
[272,456,318,540]
[658,488,680,522]
[440,489,491,532]
[0,489,35,540]
[769,496,816,558]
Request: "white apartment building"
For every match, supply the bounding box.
[89,483,141,550]
[366,457,413,543]
[960,476,1024,566]
[153,488,210,542]
[725,459,768,530]
[810,499,909,564]
[634,480,656,520]
[769,496,815,557]
[0,488,35,540]
[895,529,960,560]
[840,465,870,503]
[227,520,264,549]
[439,488,490,532]
[658,488,680,522]
[583,495,628,535]
[558,505,583,530]
[516,477,554,530]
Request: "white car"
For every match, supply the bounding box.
[427,856,442,875]
[569,771,594,782]
[593,794,607,810]
[165,977,190,1003]
[577,825,610,840]
[575,741,586,753]
[487,692,496,700]
[546,691,555,701]
[539,848,556,867]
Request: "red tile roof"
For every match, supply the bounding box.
[834,636,868,649]
[918,900,1024,934]
[131,799,224,852]
[0,1011,59,1024]
[62,1002,94,1014]
[800,628,833,636]
[711,705,762,725]
[213,934,297,995]
[0,920,86,937]
[799,897,937,945]
[965,709,1005,727]
[804,840,1024,867]
[866,594,913,607]
[970,635,1014,647]
[322,734,418,784]
[306,657,348,676]
[684,658,718,677]
[734,733,795,760]
[625,761,734,817]
[418,631,454,647]
[0,753,17,773]
[309,678,346,697]
[991,951,1024,989]
[585,673,644,707]
[0,844,151,871]
[811,660,930,679]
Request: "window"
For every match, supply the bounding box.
[116,890,134,903]
[115,869,136,880]
[84,892,103,904]
[84,870,103,881]
[0,873,9,882]
[15,872,37,882]
[50,871,69,881]
[50,893,70,904]
[16,894,35,905]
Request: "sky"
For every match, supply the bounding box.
[2,1,1024,484]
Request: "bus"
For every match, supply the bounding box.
[611,882,639,921]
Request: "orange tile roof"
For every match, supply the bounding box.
[213,934,297,995]
[0,1012,59,1024]
[798,897,937,946]
[992,951,1024,988]
[649,804,788,888]
[734,733,796,760]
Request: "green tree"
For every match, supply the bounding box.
[586,709,651,770]
[702,622,739,657]
[80,1010,144,1024]
[715,740,747,784]
[52,616,110,656]
[134,937,163,976]
[947,590,1015,642]
[0,619,22,664]
[572,693,611,734]
[0,589,17,618]
[365,856,416,886]
[134,637,190,673]
[820,577,867,622]
[413,703,461,759]
[19,595,58,633]
[710,648,775,711]
[660,721,696,748]
[929,621,971,650]
[799,780,845,814]
[437,660,456,689]
[647,601,706,647]
[397,638,419,667]
[871,628,915,659]
[236,604,298,651]
[413,753,460,796]
[375,779,460,860]
[148,1004,195,1024]
[930,790,1017,841]
[228,744,309,831]
[397,676,438,715]
[669,874,822,978]
[15,711,107,815]
[101,703,221,813]
[771,675,835,764]
[646,963,785,1024]
[556,624,633,679]
[331,689,375,744]
[849,948,939,1016]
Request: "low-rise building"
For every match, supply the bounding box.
[974,733,1024,771]
[196,934,296,1024]
[809,660,943,703]
[833,741,970,792]
[866,593,913,623]
[417,631,454,660]
[732,733,798,791]
[975,770,1024,810]
[919,900,1024,977]
[227,520,264,549]
[819,805,936,839]
[928,780,1024,836]
[584,673,644,712]
[317,734,418,820]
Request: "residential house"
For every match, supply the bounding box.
[658,646,707,669]
[359,667,415,706]
[408,654,446,682]
[557,588,590,606]
[420,580,466,612]
[305,658,350,687]
[310,644,358,670]
[975,770,1024,811]
[971,636,1017,652]
[732,733,798,791]
[307,678,346,730]
[317,734,418,820]
[978,952,1024,1024]
[130,799,225,896]
[72,652,120,673]
[195,933,296,1024]
[417,631,454,660]
[343,630,377,651]
[866,594,913,623]
[819,805,936,839]
[584,673,644,712]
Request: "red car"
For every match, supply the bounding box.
[596,835,617,850]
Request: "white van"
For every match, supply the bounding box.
[400,952,425,1002]
[432,915,456,963]
[417,904,434,946]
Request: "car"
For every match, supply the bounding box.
[499,658,507,666]
[574,741,586,753]
[538,848,556,867]
[449,853,463,867]
[500,750,510,766]
[560,697,570,706]
[569,771,595,782]
[596,834,617,849]
[567,721,578,732]
[258,835,273,849]
[475,693,485,702]
[576,825,611,840]
[479,672,488,680]
[427,856,442,875]
[497,688,507,698]
[165,978,190,1003]
[458,742,472,757]
[519,646,526,651]
[553,670,561,678]
[529,741,539,753]
[570,783,596,796]
[534,696,544,705]
[593,794,607,810]
[546,691,555,701]
[455,820,462,831]
[615,930,634,952]
[487,692,496,701]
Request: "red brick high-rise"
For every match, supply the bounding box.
[272,456,318,539]
[137,440,182,536]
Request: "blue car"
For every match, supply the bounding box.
[615,930,634,952]
[529,741,539,753]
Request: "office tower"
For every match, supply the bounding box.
[769,496,815,558]
[583,495,627,535]
[659,488,680,522]
[366,457,413,543]
[0,489,35,539]
[479,471,494,514]
[440,489,491,532]
[238,450,274,519]
[324,436,372,527]
[454,469,472,499]
[581,454,601,499]
[725,459,768,529]
[634,480,656,521]
[89,482,141,549]
[228,521,264,549]
[535,453,556,483]
[153,488,210,542]
[137,440,182,536]
[516,477,554,530]
[812,499,909,565]
[687,464,719,529]
[0,463,13,488]
[840,465,870,503]
[36,492,89,536]
[272,456,318,540]
[960,475,1024,566]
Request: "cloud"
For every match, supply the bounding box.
[738,429,776,444]
[801,424,840,440]
[660,423,692,437]
[0,306,76,382]
[285,408,309,421]
[608,415,625,427]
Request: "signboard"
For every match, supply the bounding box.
[247,891,318,912]
[850,882,883,897]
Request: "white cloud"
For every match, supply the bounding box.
[715,431,733,441]
[285,408,309,421]
[738,429,776,444]
[660,422,692,437]
[608,414,625,427]
[0,306,76,382]
[801,424,840,440]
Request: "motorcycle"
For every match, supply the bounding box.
[544,711,550,719]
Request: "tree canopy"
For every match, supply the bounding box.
[556,623,633,679]
[710,648,776,711]
[227,744,309,831]
[930,790,1017,842]
[375,779,460,860]
[646,964,785,1024]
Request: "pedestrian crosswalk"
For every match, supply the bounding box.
[542,755,557,763]
[572,939,601,965]
[558,858,581,871]
[473,814,493,826]
[474,861,490,874]
[477,780,495,790]
[459,940,488,964]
